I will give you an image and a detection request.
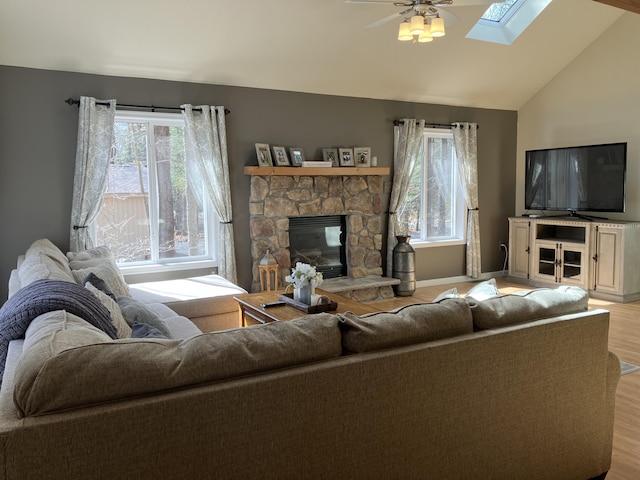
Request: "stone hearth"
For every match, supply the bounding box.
[249,174,394,300]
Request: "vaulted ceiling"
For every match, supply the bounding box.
[0,0,627,110]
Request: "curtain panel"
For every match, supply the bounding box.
[452,122,481,278]
[69,96,116,252]
[182,105,238,284]
[386,119,425,275]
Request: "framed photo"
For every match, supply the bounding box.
[338,148,354,167]
[272,146,290,166]
[289,147,305,166]
[255,143,273,167]
[322,148,339,167]
[354,147,371,167]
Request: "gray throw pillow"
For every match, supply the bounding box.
[115,296,172,338]
[131,322,168,339]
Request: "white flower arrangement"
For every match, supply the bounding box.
[285,262,323,289]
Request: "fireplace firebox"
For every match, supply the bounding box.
[289,215,347,279]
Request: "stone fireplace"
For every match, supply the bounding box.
[249,174,397,300]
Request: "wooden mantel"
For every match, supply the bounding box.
[594,0,640,14]
[244,166,390,176]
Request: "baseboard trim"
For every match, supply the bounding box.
[415,271,505,289]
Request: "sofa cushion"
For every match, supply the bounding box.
[468,286,590,330]
[18,252,75,286]
[13,313,342,417]
[339,298,473,353]
[0,278,118,385]
[22,310,112,355]
[28,239,73,275]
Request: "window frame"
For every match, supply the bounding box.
[92,110,218,274]
[395,126,467,249]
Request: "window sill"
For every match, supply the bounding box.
[119,260,217,277]
[411,239,467,249]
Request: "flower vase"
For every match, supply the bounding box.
[294,284,313,305]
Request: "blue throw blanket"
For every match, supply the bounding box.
[0,279,117,384]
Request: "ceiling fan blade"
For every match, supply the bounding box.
[440,0,494,5]
[366,7,414,28]
[344,0,404,4]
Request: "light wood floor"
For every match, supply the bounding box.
[373,277,640,479]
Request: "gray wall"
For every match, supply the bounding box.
[0,65,517,302]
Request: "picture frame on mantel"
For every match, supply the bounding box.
[339,148,354,167]
[322,148,339,167]
[272,146,290,166]
[255,143,273,167]
[354,147,371,167]
[289,147,305,166]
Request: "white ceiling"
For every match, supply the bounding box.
[0,0,625,110]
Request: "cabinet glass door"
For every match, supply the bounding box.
[538,247,556,276]
[562,250,582,279]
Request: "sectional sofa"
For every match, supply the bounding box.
[0,239,620,479]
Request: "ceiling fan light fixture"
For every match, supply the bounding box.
[398,22,413,41]
[418,27,433,43]
[430,16,445,37]
[409,15,425,35]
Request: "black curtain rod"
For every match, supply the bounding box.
[65,98,230,115]
[393,119,478,129]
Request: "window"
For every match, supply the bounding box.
[397,128,466,246]
[466,0,552,45]
[94,111,216,269]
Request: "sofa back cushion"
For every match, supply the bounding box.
[339,298,473,353]
[468,286,589,330]
[18,239,75,286]
[14,313,342,417]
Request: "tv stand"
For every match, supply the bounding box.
[508,217,640,302]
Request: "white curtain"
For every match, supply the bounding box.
[182,105,237,284]
[69,96,116,252]
[452,122,481,278]
[386,119,425,274]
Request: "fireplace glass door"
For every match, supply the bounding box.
[289,216,346,279]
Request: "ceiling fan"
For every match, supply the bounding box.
[345,0,495,31]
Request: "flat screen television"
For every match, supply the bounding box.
[524,142,627,215]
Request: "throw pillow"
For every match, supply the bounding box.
[66,245,114,262]
[115,296,172,338]
[131,322,168,339]
[464,278,500,301]
[84,272,116,299]
[85,283,132,338]
[433,287,460,302]
[72,261,130,297]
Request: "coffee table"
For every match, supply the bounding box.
[233,289,379,326]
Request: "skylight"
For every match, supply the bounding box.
[466,0,552,45]
[481,0,522,23]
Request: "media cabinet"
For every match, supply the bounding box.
[508,216,640,302]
